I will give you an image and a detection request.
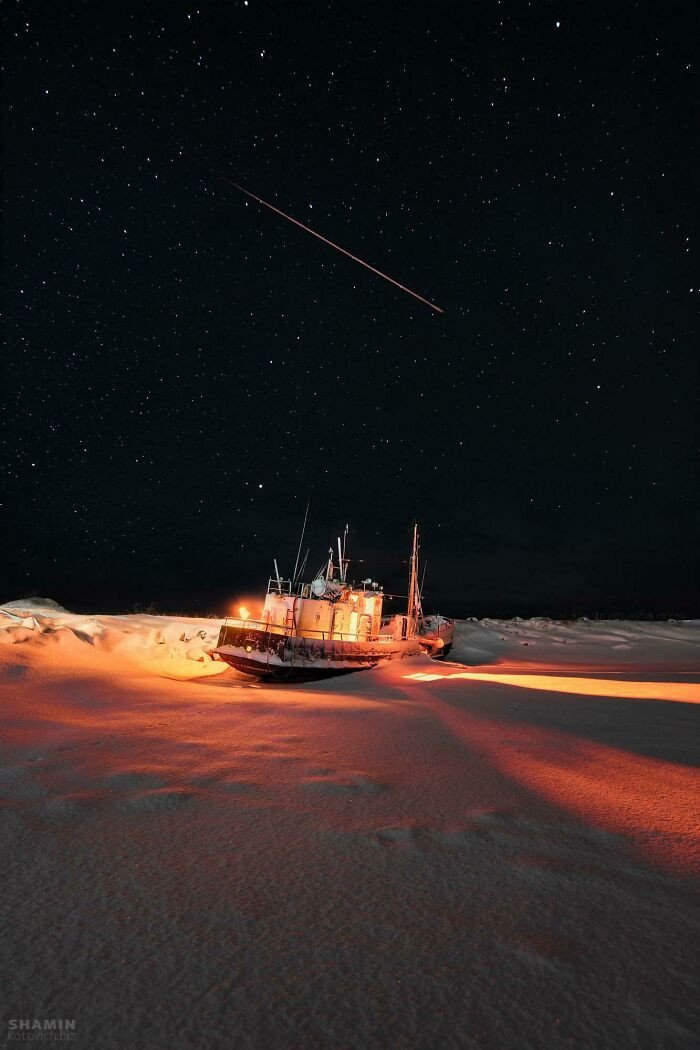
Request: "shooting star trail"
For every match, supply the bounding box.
[220,176,444,314]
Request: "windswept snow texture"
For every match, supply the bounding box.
[1,602,699,1049]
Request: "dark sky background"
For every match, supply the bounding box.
[2,1,698,618]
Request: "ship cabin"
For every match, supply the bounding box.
[253,575,412,644]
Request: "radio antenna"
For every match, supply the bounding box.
[342,524,349,581]
[292,499,310,583]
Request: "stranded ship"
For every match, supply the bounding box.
[214,525,454,680]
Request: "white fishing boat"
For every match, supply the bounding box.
[214,524,454,680]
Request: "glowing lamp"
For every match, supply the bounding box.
[239,606,251,620]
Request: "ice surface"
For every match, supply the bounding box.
[0,601,698,1048]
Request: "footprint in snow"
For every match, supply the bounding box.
[101,771,167,791]
[121,788,195,812]
[186,774,257,794]
[4,664,28,679]
[38,792,103,821]
[0,765,48,801]
[372,826,429,848]
[219,780,258,795]
[511,853,611,882]
[432,811,540,847]
[303,774,386,796]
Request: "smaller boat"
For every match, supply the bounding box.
[214,525,454,680]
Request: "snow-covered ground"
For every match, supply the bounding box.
[1,600,698,1048]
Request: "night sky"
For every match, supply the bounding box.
[3,1,698,618]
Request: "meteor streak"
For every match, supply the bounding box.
[220,176,444,314]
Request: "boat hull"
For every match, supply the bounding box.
[214,623,421,679]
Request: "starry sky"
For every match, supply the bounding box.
[3,1,698,618]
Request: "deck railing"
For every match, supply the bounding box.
[219,617,389,644]
[218,616,453,647]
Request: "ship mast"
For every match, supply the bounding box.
[407,524,421,629]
